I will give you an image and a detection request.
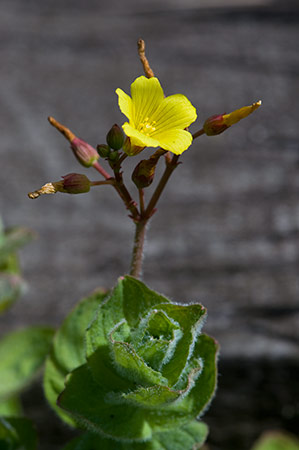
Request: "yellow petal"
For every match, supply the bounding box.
[223,100,262,126]
[155,129,193,155]
[130,76,164,126]
[151,94,197,135]
[116,88,133,122]
[123,122,160,149]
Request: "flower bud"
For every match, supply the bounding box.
[97,144,110,158]
[123,137,145,156]
[109,150,119,162]
[132,160,155,189]
[28,173,91,199]
[70,138,99,167]
[106,124,124,151]
[203,100,262,136]
[203,114,228,136]
[48,117,99,167]
[57,173,91,194]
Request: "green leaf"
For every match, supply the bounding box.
[0,253,20,275]
[123,384,180,408]
[63,421,208,450]
[0,327,54,399]
[143,334,218,431]
[0,227,35,266]
[251,431,299,450]
[0,395,22,416]
[0,417,37,450]
[0,274,26,315]
[176,334,219,419]
[43,290,107,426]
[153,420,208,450]
[110,340,169,387]
[129,309,181,371]
[86,276,169,357]
[158,303,207,387]
[58,363,152,442]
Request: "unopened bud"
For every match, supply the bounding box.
[132,158,157,189]
[203,114,228,136]
[203,100,262,136]
[109,151,119,162]
[71,138,99,167]
[48,116,99,167]
[97,144,110,158]
[106,124,124,151]
[28,173,91,199]
[57,173,91,194]
[123,137,145,156]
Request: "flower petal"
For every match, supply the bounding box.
[123,122,160,149]
[115,88,133,122]
[151,94,197,135]
[130,76,164,126]
[154,129,193,155]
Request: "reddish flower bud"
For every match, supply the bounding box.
[70,138,99,167]
[203,114,228,136]
[106,124,124,151]
[203,101,262,136]
[58,173,91,194]
[28,173,91,199]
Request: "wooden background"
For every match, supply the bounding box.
[0,0,298,448]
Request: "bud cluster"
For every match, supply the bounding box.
[97,124,125,163]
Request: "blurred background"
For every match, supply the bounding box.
[0,0,298,448]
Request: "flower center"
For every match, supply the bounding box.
[138,117,156,136]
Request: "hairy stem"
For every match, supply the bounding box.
[130,219,148,279]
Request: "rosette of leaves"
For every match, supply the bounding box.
[44,276,218,449]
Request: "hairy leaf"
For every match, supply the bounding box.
[43,290,107,425]
[63,421,208,450]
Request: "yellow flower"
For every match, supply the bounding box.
[116,76,197,155]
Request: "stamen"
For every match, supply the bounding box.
[138,118,156,136]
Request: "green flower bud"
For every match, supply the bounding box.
[96,144,110,158]
[106,124,124,151]
[109,150,119,162]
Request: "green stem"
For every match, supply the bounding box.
[130,219,148,278]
